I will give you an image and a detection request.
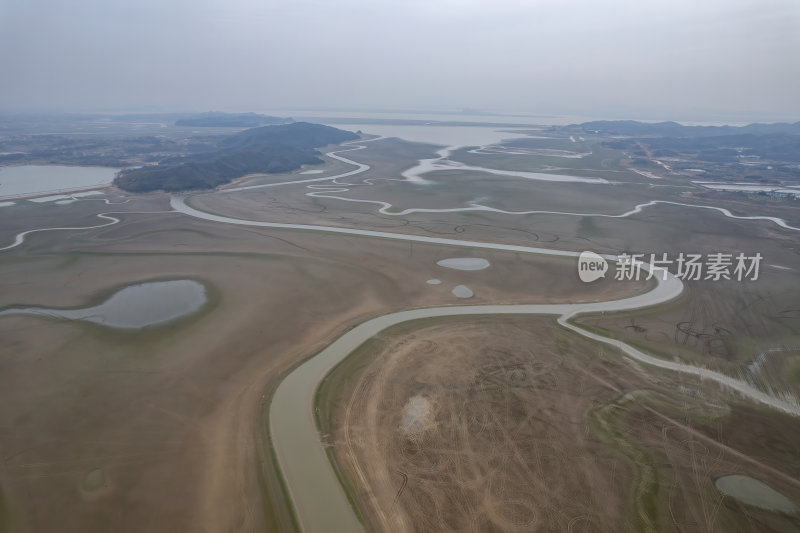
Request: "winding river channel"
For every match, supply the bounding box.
[170,190,800,532]
[168,143,800,531]
[4,138,800,532]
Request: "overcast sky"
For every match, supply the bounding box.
[1,0,798,122]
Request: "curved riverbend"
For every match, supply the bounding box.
[270,267,798,533]
[171,192,800,533]
[304,186,800,230]
[169,142,800,532]
[185,138,800,231]
[0,208,177,252]
[0,213,121,252]
[219,142,378,194]
[4,139,799,532]
[3,140,796,255]
[287,140,799,231]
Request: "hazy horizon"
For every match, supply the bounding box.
[2,0,799,124]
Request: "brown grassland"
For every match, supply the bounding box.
[1,134,799,532]
[0,188,643,532]
[321,316,800,532]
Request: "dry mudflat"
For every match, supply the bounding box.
[2,133,799,533]
[191,137,800,257]
[322,316,800,532]
[0,192,644,533]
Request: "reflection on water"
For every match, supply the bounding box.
[451,285,474,298]
[329,123,530,147]
[0,165,118,197]
[715,475,799,514]
[437,257,491,271]
[0,280,206,328]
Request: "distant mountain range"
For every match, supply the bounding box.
[114,122,358,192]
[175,112,292,128]
[569,120,800,137]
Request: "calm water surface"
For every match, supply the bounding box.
[0,280,206,328]
[0,165,119,197]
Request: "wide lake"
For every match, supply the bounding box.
[0,165,119,197]
[328,123,530,147]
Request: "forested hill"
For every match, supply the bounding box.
[114,122,358,192]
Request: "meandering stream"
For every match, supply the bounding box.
[3,137,799,533]
[169,189,800,532]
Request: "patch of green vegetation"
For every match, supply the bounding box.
[590,394,663,533]
[589,388,730,532]
[315,336,385,435]
[578,215,596,235]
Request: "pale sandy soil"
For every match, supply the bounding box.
[3,135,798,533]
[0,193,645,533]
[324,317,800,532]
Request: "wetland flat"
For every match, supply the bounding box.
[2,118,799,533]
